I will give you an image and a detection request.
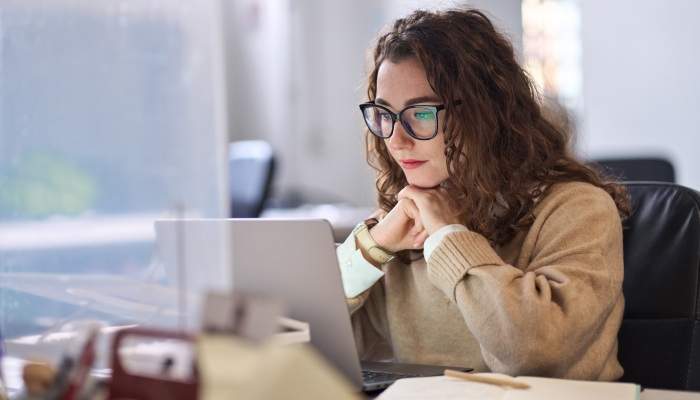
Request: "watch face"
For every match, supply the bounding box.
[354,218,377,233]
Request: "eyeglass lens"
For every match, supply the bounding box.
[363,105,437,139]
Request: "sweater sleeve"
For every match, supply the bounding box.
[427,184,624,379]
[350,281,394,361]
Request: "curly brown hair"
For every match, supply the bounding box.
[365,8,630,247]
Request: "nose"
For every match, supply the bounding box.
[388,121,414,151]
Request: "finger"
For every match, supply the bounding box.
[411,214,424,234]
[398,198,425,238]
[397,187,410,201]
[398,197,421,221]
[398,185,424,202]
[413,229,430,249]
[400,187,438,214]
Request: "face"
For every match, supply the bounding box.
[375,59,450,189]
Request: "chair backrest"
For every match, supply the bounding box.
[618,182,700,390]
[594,158,675,182]
[228,140,275,218]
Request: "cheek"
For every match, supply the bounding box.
[429,141,449,176]
[428,140,447,162]
[386,146,399,161]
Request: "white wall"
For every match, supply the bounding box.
[468,0,523,53]
[384,0,522,52]
[225,0,380,206]
[224,0,294,190]
[226,0,523,207]
[581,0,700,190]
[285,0,383,206]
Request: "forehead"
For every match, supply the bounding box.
[376,59,438,106]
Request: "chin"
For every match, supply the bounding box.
[406,176,442,189]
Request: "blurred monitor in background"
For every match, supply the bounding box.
[229,140,275,218]
[0,0,229,360]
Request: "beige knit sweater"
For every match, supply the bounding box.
[349,182,625,381]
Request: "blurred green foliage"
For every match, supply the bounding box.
[0,151,97,219]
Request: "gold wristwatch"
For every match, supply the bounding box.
[353,218,395,264]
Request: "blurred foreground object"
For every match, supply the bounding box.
[201,291,284,344]
[197,290,356,399]
[108,328,197,400]
[106,291,336,400]
[22,362,54,397]
[13,324,105,400]
[592,158,675,183]
[56,325,99,400]
[197,335,360,400]
[229,141,275,218]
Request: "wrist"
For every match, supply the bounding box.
[353,219,395,264]
[355,238,381,268]
[427,218,462,236]
[367,223,391,252]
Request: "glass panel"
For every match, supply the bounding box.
[0,0,228,369]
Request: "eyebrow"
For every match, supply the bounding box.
[375,95,442,108]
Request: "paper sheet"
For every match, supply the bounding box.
[376,376,506,400]
[504,376,639,400]
[376,375,639,400]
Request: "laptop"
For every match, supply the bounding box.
[155,219,472,391]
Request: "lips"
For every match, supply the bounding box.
[398,159,428,169]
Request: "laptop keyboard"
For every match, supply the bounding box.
[362,370,420,383]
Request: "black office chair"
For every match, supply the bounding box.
[617,182,700,390]
[229,140,275,218]
[592,158,675,183]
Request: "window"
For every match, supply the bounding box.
[522,0,583,117]
[0,0,228,354]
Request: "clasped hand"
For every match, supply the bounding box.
[370,185,462,253]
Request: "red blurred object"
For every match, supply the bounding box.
[108,327,198,400]
[60,327,98,400]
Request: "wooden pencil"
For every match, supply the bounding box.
[444,369,531,389]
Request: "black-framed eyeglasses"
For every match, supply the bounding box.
[359,100,462,140]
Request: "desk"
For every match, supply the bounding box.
[365,386,700,399]
[6,353,700,399]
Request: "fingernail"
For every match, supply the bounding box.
[413,242,420,248]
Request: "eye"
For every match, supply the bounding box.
[378,111,392,121]
[414,111,435,122]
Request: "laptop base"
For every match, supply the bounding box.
[361,361,473,391]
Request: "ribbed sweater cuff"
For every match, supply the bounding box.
[427,231,504,303]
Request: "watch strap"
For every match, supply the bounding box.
[353,218,395,264]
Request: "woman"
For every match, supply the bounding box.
[335,8,630,381]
